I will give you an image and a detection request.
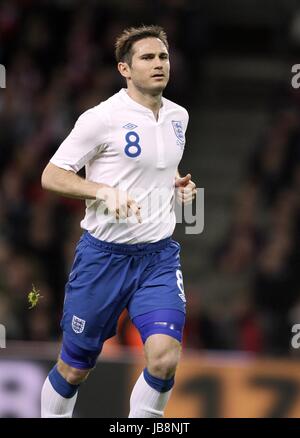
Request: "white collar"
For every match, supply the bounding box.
[119,88,164,117]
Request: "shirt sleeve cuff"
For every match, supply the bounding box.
[49,158,78,173]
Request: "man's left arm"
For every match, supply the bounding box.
[175,169,197,204]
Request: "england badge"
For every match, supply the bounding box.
[172,120,185,147]
[72,315,86,333]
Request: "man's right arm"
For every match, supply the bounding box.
[41,109,111,201]
[41,163,108,199]
[41,162,142,222]
[42,109,141,221]
[41,162,108,200]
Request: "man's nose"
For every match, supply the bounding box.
[154,62,163,69]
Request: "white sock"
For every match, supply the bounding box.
[128,372,172,418]
[41,377,78,418]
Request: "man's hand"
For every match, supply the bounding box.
[175,173,197,205]
[97,187,142,223]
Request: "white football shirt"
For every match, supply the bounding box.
[50,88,189,243]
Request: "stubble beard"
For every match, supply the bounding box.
[135,79,168,97]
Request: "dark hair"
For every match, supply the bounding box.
[115,24,169,65]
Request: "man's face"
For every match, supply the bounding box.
[125,37,170,94]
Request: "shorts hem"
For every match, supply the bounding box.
[62,331,103,352]
[129,307,186,321]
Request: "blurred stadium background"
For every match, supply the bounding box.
[0,0,300,417]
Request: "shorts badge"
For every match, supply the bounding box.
[72,315,86,333]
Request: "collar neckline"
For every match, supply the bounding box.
[119,88,164,115]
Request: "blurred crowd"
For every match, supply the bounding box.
[185,103,300,356]
[0,0,299,357]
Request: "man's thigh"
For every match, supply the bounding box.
[127,240,186,320]
[61,236,135,351]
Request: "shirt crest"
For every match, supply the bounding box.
[172,120,185,146]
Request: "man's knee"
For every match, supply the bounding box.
[145,335,181,379]
[57,358,91,385]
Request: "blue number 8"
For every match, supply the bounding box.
[124,131,141,158]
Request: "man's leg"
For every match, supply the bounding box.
[129,334,181,418]
[129,309,185,418]
[41,337,100,418]
[41,359,90,418]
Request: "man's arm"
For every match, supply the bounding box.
[175,169,197,204]
[41,162,142,222]
[41,162,108,200]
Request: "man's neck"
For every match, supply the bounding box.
[126,86,162,121]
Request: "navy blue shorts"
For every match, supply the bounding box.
[61,232,186,351]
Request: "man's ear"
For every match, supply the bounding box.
[118,62,131,80]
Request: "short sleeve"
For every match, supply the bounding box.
[50,106,110,172]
